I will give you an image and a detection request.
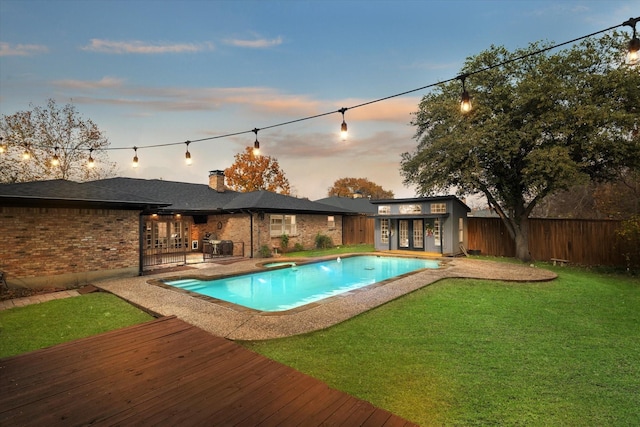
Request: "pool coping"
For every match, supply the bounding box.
[147,254,442,316]
[96,253,558,341]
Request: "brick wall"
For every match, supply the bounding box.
[0,206,140,288]
[190,212,343,257]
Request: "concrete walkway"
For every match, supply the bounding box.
[0,289,81,311]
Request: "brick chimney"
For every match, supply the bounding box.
[209,170,225,192]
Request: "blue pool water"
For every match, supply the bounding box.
[164,255,438,312]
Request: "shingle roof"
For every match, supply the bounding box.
[314,196,378,214]
[1,178,354,214]
[0,179,166,209]
[224,190,349,214]
[91,178,240,212]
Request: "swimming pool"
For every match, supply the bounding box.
[163,255,438,312]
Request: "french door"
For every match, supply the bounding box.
[398,219,424,250]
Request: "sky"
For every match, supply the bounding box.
[1,0,638,202]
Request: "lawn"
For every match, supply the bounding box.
[242,265,640,426]
[0,292,153,358]
[2,256,638,425]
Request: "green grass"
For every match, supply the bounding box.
[0,292,153,358]
[284,243,375,258]
[242,265,640,426]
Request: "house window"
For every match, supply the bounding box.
[431,203,447,214]
[270,214,297,236]
[378,205,391,215]
[144,218,189,250]
[380,218,389,244]
[434,218,441,246]
[328,216,335,230]
[399,204,422,214]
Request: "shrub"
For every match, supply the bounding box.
[615,214,640,271]
[315,233,333,249]
[280,234,289,253]
[293,243,304,252]
[258,245,272,258]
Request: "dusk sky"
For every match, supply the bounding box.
[1,0,637,201]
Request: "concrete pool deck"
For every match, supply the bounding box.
[97,255,557,341]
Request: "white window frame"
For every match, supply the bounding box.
[270,214,297,236]
[378,205,391,215]
[380,218,389,244]
[434,218,441,246]
[328,215,335,230]
[431,203,447,214]
[399,204,422,214]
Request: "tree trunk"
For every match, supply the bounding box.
[513,216,532,262]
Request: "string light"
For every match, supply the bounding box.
[185,141,192,165]
[87,148,95,168]
[0,17,635,166]
[252,128,260,156]
[51,146,60,166]
[624,17,640,65]
[0,137,6,154]
[339,108,348,141]
[458,74,472,113]
[22,145,31,160]
[132,146,139,168]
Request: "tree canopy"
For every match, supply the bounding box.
[0,99,115,183]
[401,32,639,261]
[327,177,394,199]
[224,146,291,194]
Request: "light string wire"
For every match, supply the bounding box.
[1,18,636,157]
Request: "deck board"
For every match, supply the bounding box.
[0,316,418,426]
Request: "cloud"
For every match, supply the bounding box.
[337,97,420,124]
[81,39,214,54]
[0,42,48,56]
[53,76,125,90]
[223,36,283,48]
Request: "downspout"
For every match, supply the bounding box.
[249,211,254,258]
[138,212,145,276]
[440,215,444,255]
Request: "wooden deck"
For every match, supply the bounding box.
[0,316,417,426]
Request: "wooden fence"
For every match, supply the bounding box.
[342,215,374,245]
[468,217,637,267]
[343,215,637,267]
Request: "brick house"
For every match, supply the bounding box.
[0,180,166,288]
[0,171,349,289]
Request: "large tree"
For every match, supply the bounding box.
[225,146,291,194]
[327,177,394,199]
[401,33,639,261]
[0,99,115,183]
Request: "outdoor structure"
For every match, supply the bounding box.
[370,196,470,256]
[0,171,349,288]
